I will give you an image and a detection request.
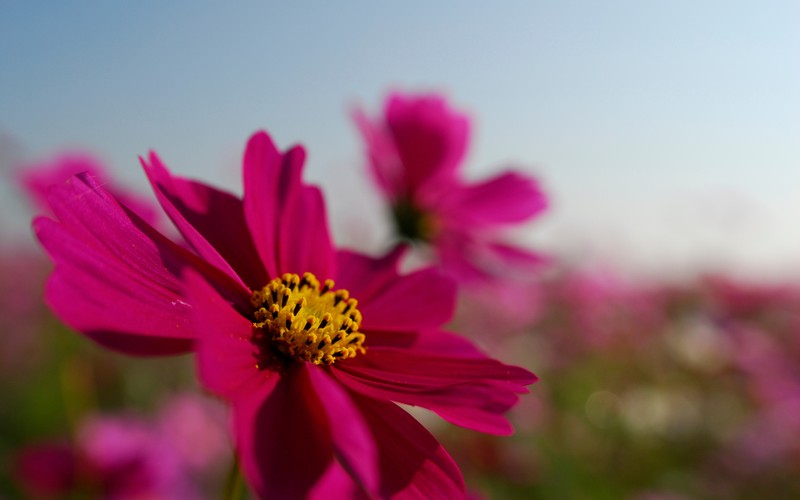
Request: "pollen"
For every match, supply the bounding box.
[250,272,366,366]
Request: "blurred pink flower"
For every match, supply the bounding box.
[730,325,800,405]
[726,325,800,469]
[18,151,159,225]
[708,278,800,468]
[561,268,663,348]
[15,395,228,499]
[355,92,549,286]
[33,130,536,498]
[0,250,50,375]
[157,394,231,473]
[452,278,544,341]
[531,267,664,368]
[15,442,76,496]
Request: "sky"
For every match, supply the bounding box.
[2,1,799,278]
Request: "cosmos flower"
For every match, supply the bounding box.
[355,92,549,285]
[34,131,536,498]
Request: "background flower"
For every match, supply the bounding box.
[14,394,228,499]
[355,92,549,287]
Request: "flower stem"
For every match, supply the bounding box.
[224,455,246,500]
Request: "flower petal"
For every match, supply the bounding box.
[335,345,537,435]
[350,393,465,498]
[242,131,335,279]
[385,93,469,196]
[35,181,191,355]
[353,108,403,199]
[142,153,267,289]
[342,346,535,389]
[234,365,333,499]
[434,232,493,283]
[436,232,548,285]
[308,461,360,500]
[358,267,456,332]
[185,269,266,400]
[307,366,378,496]
[365,329,486,358]
[19,152,159,225]
[482,240,550,270]
[243,131,296,278]
[437,171,548,226]
[277,185,335,279]
[15,443,77,496]
[334,246,407,303]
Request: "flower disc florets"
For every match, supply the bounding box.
[392,198,436,242]
[250,272,365,366]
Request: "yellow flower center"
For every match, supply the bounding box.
[250,272,365,366]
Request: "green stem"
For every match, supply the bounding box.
[224,454,246,500]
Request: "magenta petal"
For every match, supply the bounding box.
[334,246,407,303]
[244,132,296,276]
[430,402,516,436]
[483,241,550,270]
[343,347,536,388]
[35,230,192,355]
[20,153,107,211]
[19,154,160,225]
[359,267,456,332]
[434,233,493,283]
[234,365,333,499]
[308,461,360,500]
[350,393,465,498]
[365,329,486,358]
[34,177,202,355]
[35,174,247,355]
[143,153,266,289]
[353,108,403,199]
[242,131,292,278]
[337,368,517,435]
[439,171,548,226]
[277,185,335,279]
[435,232,548,284]
[15,443,77,495]
[185,270,266,400]
[335,346,536,435]
[385,93,470,195]
[243,131,335,279]
[307,366,378,495]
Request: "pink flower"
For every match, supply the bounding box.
[34,131,536,498]
[15,442,76,496]
[0,249,50,376]
[15,395,228,499]
[355,92,549,285]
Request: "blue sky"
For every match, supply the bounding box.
[2,1,799,277]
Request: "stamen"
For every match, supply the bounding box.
[250,272,366,366]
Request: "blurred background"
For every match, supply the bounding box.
[1,2,799,498]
